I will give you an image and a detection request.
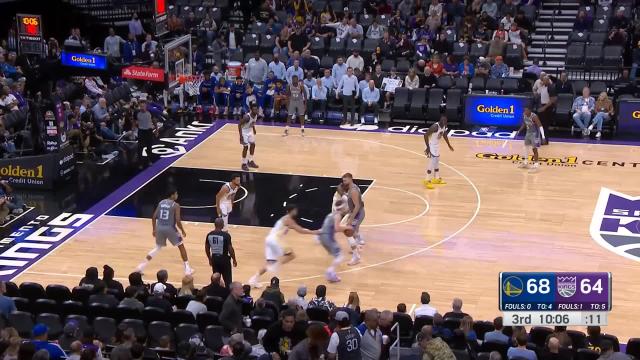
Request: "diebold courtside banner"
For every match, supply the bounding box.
[122,66,165,82]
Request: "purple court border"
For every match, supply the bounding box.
[11,119,640,281]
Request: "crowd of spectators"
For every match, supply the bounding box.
[0,265,636,360]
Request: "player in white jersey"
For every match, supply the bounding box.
[248,204,319,288]
[423,115,454,189]
[239,102,260,171]
[215,174,241,231]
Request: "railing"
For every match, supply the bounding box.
[390,321,401,360]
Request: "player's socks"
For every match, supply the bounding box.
[301,126,305,136]
[242,157,248,165]
[184,262,194,275]
[283,126,289,136]
[348,249,360,266]
[136,261,148,273]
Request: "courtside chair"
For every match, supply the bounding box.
[148,321,174,348]
[197,311,219,332]
[46,284,72,303]
[94,317,117,345]
[529,327,554,348]
[19,282,46,302]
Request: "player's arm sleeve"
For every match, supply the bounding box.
[327,332,340,354]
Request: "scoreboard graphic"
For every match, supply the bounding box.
[16,14,44,55]
[500,272,611,326]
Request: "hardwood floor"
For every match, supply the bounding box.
[15,124,640,341]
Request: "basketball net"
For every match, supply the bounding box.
[179,75,205,96]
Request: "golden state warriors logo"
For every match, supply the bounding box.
[502,276,523,297]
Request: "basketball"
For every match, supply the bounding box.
[344,229,354,237]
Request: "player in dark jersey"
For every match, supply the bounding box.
[205,218,237,284]
[285,75,307,136]
[328,311,362,360]
[137,187,194,275]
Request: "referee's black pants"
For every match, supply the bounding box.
[212,255,232,285]
[138,128,154,164]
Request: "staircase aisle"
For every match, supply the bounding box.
[524,0,580,74]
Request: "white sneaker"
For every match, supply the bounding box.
[528,163,540,173]
[12,208,23,215]
[596,131,601,138]
[588,124,594,131]
[326,271,341,283]
[518,162,529,169]
[347,257,361,266]
[185,266,195,276]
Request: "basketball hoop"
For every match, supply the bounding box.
[179,74,205,96]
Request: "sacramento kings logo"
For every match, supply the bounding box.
[557,276,577,298]
[590,188,640,262]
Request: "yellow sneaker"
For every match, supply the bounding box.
[433,178,447,185]
[423,180,435,189]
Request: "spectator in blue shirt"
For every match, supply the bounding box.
[507,332,537,360]
[285,60,304,85]
[484,317,511,344]
[360,80,380,123]
[331,57,347,88]
[122,33,140,64]
[30,324,68,360]
[571,86,595,136]
[490,56,509,79]
[309,78,328,120]
[458,56,475,78]
[0,281,16,317]
[321,69,336,97]
[268,54,287,80]
[229,77,247,116]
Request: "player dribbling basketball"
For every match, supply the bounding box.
[248,204,319,288]
[239,102,260,171]
[423,115,454,189]
[317,200,352,283]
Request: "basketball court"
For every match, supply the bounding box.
[12,123,640,341]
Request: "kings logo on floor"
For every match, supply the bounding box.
[590,188,640,262]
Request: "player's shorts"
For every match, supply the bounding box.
[318,234,341,258]
[524,132,541,148]
[265,236,285,261]
[429,144,440,158]
[219,201,232,217]
[241,131,255,145]
[341,208,366,233]
[155,227,183,247]
[288,101,305,117]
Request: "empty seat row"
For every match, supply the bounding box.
[567,31,608,44]
[452,42,524,68]
[566,44,622,67]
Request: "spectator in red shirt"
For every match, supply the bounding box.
[427,55,444,77]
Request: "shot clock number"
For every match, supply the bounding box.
[21,17,39,26]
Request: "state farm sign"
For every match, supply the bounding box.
[122,66,165,82]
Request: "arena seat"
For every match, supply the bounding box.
[148,321,174,347]
[204,325,225,352]
[469,42,488,62]
[451,42,469,63]
[454,77,469,90]
[143,306,166,324]
[427,88,444,121]
[577,348,600,360]
[250,315,273,331]
[603,46,623,66]
[485,78,502,93]
[36,315,63,339]
[71,286,91,304]
[588,32,607,45]
[45,284,71,303]
[477,352,490,360]
[5,282,19,297]
[590,81,607,95]
[572,80,589,95]
[175,323,201,344]
[320,55,335,70]
[260,34,277,54]
[453,349,471,360]
[122,318,147,342]
[311,0,326,12]
[393,312,414,345]
[381,59,395,72]
[330,0,344,15]
[579,5,594,18]
[116,305,141,322]
[595,5,612,18]
[310,36,326,58]
[437,75,454,90]
[443,317,461,331]
[306,307,330,323]
[93,317,117,345]
[175,295,195,310]
[592,18,609,32]
[396,59,411,73]
[170,309,196,326]
[472,321,494,340]
[376,14,391,27]
[520,4,537,21]
[346,38,362,53]
[61,300,86,317]
[529,326,554,348]
[89,303,116,320]
[602,334,620,351]
[409,88,428,119]
[204,296,224,313]
[33,299,58,315]
[243,328,259,345]
[569,31,589,44]
[329,37,346,58]
[505,44,524,69]
[584,44,603,67]
[197,311,219,331]
[626,338,640,359]
[9,311,34,337]
[359,14,374,29]
[362,38,379,59]
[567,330,587,349]
[502,78,519,94]
[19,282,46,302]
[480,342,508,360]
[66,314,90,332]
[391,87,411,120]
[11,297,29,312]
[445,88,463,122]
[566,43,585,66]
[470,77,485,92]
[348,1,363,14]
